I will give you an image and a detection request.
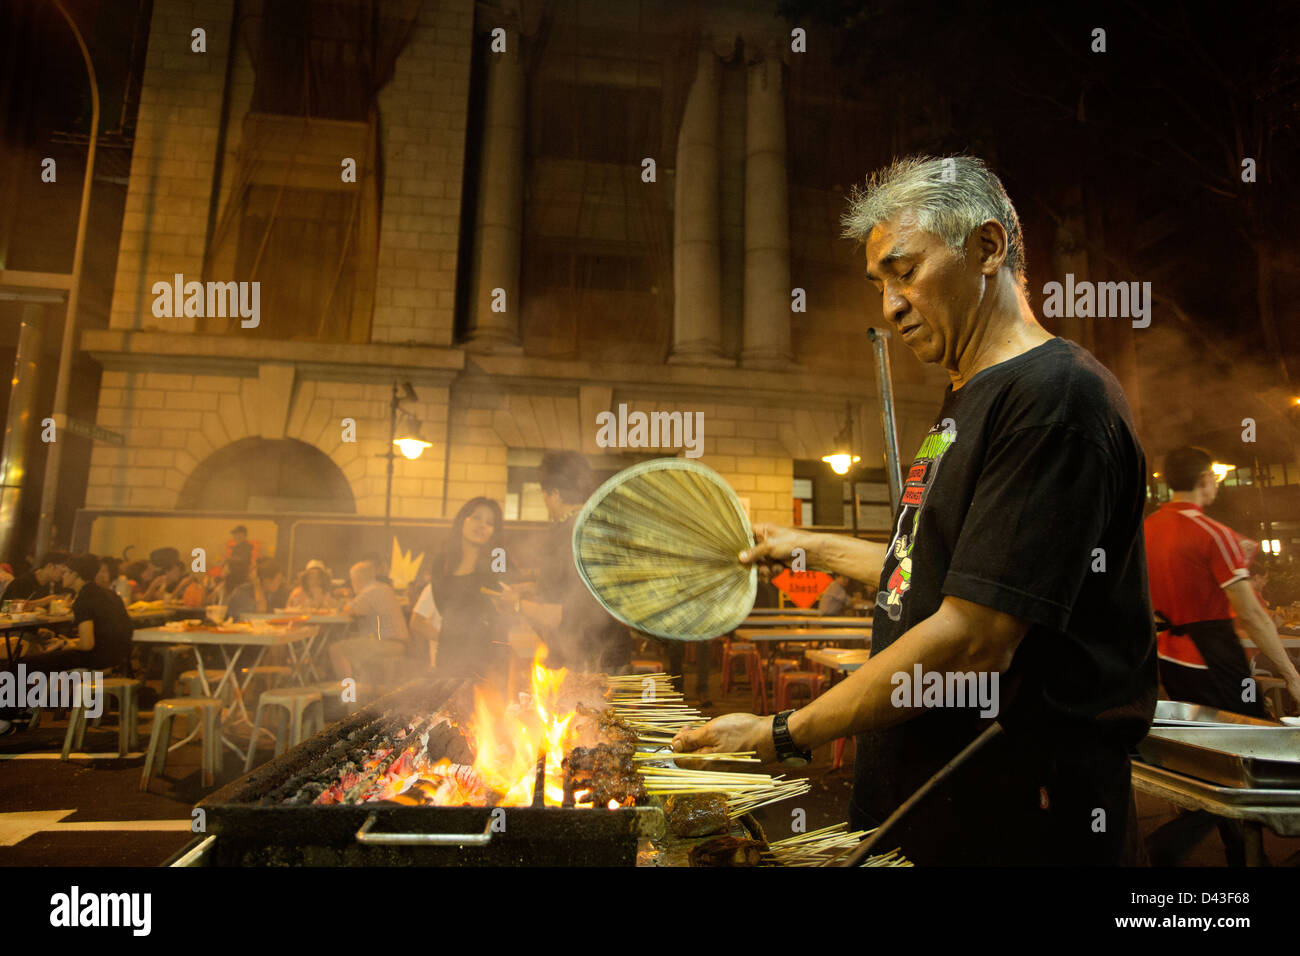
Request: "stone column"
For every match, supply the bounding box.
[0,305,45,558]
[466,17,525,352]
[669,41,728,366]
[741,42,793,370]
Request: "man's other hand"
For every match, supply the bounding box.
[672,713,777,763]
[740,524,805,566]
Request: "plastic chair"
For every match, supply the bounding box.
[244,687,325,771]
[720,640,768,714]
[61,677,142,759]
[139,697,224,788]
[178,668,232,704]
[775,670,825,711]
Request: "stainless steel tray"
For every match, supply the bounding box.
[1152,700,1281,727]
[1137,727,1300,789]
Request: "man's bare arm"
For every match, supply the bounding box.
[1225,579,1300,703]
[742,524,889,584]
[673,596,1029,760]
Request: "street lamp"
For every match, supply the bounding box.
[384,382,430,534]
[822,401,863,534]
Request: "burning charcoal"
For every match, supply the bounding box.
[688,836,764,867]
[665,793,729,838]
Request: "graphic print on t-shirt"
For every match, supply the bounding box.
[877,419,956,622]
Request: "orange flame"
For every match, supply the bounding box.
[364,645,584,807]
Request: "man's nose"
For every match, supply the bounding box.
[882,285,909,326]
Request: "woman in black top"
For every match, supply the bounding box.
[415,497,512,685]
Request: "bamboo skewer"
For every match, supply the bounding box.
[764,823,913,867]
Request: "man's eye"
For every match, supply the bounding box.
[902,267,916,281]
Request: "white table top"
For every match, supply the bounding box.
[739,615,871,628]
[805,647,872,672]
[245,612,351,625]
[734,627,872,643]
[133,625,318,646]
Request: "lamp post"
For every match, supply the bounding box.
[35,0,99,551]
[383,382,432,537]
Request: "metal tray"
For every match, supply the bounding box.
[1137,727,1300,789]
[1153,700,1281,727]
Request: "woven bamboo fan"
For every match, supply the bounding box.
[573,458,756,641]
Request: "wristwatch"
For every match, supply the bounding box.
[772,709,812,766]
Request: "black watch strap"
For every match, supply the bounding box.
[772,709,812,765]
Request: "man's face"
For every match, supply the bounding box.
[864,212,985,370]
[350,570,364,594]
[541,487,565,521]
[60,566,76,588]
[1200,470,1220,505]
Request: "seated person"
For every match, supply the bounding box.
[5,551,72,608]
[256,557,290,611]
[24,553,134,675]
[817,573,852,615]
[211,559,258,620]
[287,564,339,612]
[123,560,154,601]
[141,560,189,602]
[343,561,408,642]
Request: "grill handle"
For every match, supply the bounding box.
[354,812,495,847]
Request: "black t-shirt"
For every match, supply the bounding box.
[537,516,634,672]
[855,338,1157,862]
[431,571,511,683]
[72,582,135,672]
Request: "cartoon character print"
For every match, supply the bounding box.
[883,514,918,617]
[877,419,956,622]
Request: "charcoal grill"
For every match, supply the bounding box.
[173,677,663,866]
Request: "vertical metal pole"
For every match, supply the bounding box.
[1,309,44,558]
[384,385,396,536]
[867,328,903,513]
[35,0,99,551]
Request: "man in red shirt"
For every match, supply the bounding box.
[1145,447,1300,717]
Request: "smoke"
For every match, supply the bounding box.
[1128,320,1297,465]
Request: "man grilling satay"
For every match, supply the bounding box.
[673,156,1157,866]
[1145,446,1300,716]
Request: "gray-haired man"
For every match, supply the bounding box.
[674,156,1157,865]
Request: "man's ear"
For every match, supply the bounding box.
[971,220,1008,276]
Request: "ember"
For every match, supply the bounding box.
[304,646,646,811]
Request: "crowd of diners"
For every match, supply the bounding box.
[0,454,665,736]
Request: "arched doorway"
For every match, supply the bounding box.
[177,438,356,513]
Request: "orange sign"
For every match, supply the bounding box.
[770,569,833,609]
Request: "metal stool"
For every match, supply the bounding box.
[62,677,142,759]
[244,687,324,771]
[140,697,224,788]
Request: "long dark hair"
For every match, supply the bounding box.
[435,497,504,578]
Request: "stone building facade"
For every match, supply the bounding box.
[80,0,951,557]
